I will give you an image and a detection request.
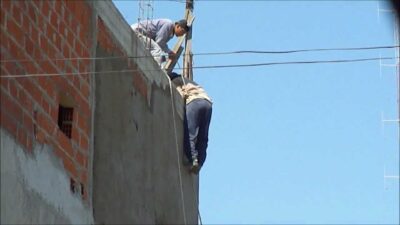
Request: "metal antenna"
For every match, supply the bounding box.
[138,0,154,31]
[137,0,154,52]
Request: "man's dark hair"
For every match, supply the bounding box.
[175,19,190,32]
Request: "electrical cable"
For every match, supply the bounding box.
[1,56,398,78]
[0,45,399,63]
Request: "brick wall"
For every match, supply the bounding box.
[0,0,93,200]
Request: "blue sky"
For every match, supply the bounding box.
[114,1,399,224]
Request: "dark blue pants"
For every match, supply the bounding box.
[184,99,212,167]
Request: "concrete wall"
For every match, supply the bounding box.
[1,129,93,224]
[92,2,198,224]
[1,0,198,224]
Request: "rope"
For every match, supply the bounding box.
[168,76,188,225]
[191,175,203,225]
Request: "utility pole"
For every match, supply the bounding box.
[164,0,195,77]
[183,0,194,80]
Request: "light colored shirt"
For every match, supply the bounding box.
[131,19,174,53]
[177,83,213,105]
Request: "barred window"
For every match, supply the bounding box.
[58,105,74,138]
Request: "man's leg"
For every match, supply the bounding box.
[186,99,213,168]
[135,33,167,67]
[186,100,201,162]
[196,100,212,167]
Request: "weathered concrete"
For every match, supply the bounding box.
[92,38,198,225]
[0,129,94,224]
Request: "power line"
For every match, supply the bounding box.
[194,45,400,56]
[191,56,400,69]
[0,56,398,78]
[0,45,398,63]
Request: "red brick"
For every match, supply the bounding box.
[81,48,90,59]
[39,77,56,99]
[37,112,54,135]
[57,21,65,38]
[80,104,91,121]
[23,112,33,134]
[57,129,74,158]
[79,135,89,151]
[0,28,8,48]
[24,37,35,57]
[40,60,57,75]
[30,25,39,45]
[50,11,58,27]
[7,40,19,62]
[54,145,78,178]
[39,33,47,50]
[17,77,42,104]
[80,171,88,183]
[40,97,51,115]
[71,124,80,142]
[13,2,23,26]
[77,114,88,133]
[55,33,62,51]
[50,104,58,121]
[35,128,46,143]
[1,8,7,29]
[62,42,70,59]
[1,90,23,123]
[63,155,78,178]
[18,88,33,113]
[25,60,38,75]
[80,82,90,99]
[0,100,18,136]
[0,75,9,90]
[27,5,38,25]
[21,13,29,31]
[7,19,24,47]
[75,151,87,168]
[8,79,18,97]
[32,0,42,11]
[41,1,50,17]
[54,1,62,14]
[1,0,12,11]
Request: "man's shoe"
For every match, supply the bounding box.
[190,159,200,174]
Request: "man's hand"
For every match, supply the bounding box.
[168,51,176,60]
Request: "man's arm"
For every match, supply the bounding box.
[155,24,173,53]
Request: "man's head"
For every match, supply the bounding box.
[174,19,190,37]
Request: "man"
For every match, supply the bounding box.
[131,19,190,67]
[170,73,213,174]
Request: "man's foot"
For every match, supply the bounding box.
[190,159,200,174]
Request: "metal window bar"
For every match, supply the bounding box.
[58,105,74,138]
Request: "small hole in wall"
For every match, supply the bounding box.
[70,178,76,193]
[33,110,38,138]
[80,182,85,199]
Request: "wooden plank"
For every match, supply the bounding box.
[164,11,194,73]
[165,46,183,73]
